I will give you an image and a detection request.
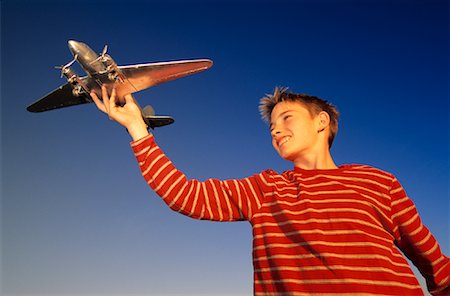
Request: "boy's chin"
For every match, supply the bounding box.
[278,152,295,163]
[275,146,298,163]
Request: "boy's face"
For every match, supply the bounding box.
[270,101,322,164]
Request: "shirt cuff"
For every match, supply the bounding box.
[130,133,154,153]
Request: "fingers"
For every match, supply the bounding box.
[109,88,117,113]
[90,91,106,114]
[91,86,116,119]
[93,86,135,124]
[101,85,111,115]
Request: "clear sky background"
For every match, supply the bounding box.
[1,0,448,295]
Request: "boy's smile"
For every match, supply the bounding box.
[277,135,292,148]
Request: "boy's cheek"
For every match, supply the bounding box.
[271,141,279,153]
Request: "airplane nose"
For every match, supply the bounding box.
[68,40,78,54]
[68,40,78,47]
[68,40,83,56]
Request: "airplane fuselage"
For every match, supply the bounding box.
[68,40,107,75]
[66,40,133,102]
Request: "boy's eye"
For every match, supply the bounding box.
[284,115,292,121]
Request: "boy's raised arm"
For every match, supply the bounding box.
[130,133,270,221]
[91,87,271,222]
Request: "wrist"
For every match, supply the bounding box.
[127,121,149,141]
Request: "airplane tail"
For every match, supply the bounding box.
[142,105,174,129]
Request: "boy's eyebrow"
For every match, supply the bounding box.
[270,110,294,130]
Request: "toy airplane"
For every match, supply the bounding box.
[26,40,213,128]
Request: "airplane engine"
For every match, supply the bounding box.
[101,54,124,82]
[60,67,88,97]
[72,83,90,97]
[61,67,78,84]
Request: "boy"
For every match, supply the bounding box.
[91,86,449,295]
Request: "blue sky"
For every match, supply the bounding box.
[1,0,448,295]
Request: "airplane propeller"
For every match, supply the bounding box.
[90,45,109,64]
[55,54,78,78]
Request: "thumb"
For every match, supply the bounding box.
[124,93,136,105]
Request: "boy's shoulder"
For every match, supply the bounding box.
[263,164,396,183]
[340,164,395,176]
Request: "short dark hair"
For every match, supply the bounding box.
[259,87,340,148]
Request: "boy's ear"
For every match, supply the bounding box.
[317,111,330,133]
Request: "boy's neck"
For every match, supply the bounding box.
[293,150,337,170]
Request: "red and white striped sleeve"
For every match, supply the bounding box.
[390,177,450,295]
[131,134,273,221]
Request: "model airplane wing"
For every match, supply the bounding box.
[119,59,212,93]
[27,82,91,113]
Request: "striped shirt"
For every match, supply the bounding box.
[131,134,449,295]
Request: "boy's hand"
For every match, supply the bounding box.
[91,86,149,140]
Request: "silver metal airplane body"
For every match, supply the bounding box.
[27,40,213,128]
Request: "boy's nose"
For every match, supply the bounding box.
[271,128,282,138]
